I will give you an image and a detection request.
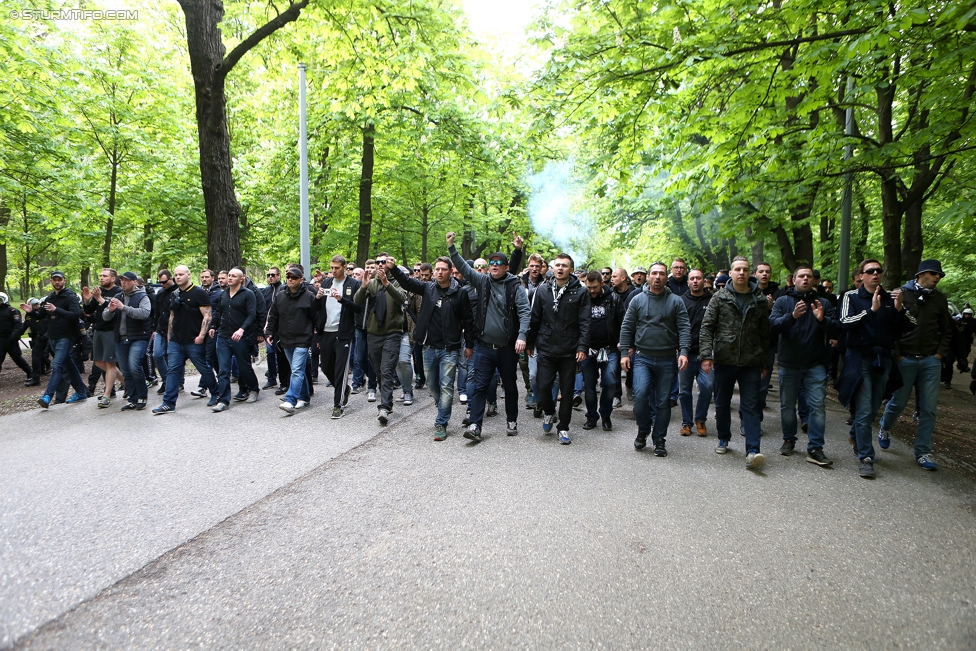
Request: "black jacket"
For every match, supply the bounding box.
[527,275,590,357]
[261,281,282,330]
[212,286,258,341]
[680,290,712,354]
[266,283,321,348]
[390,266,473,351]
[586,285,622,349]
[840,285,914,352]
[449,245,530,346]
[770,289,839,367]
[316,276,362,337]
[155,284,177,335]
[1,305,23,340]
[42,287,85,340]
[84,285,123,332]
[894,280,952,358]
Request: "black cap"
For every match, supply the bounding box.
[715,273,731,286]
[121,271,139,281]
[50,270,65,279]
[916,259,945,278]
[489,252,509,266]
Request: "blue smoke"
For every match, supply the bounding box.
[526,160,594,263]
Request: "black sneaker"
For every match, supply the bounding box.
[806,449,833,467]
[120,402,139,411]
[331,406,343,419]
[582,420,597,430]
[634,432,648,451]
[572,393,582,408]
[462,411,471,426]
[602,419,612,431]
[780,439,796,456]
[275,386,287,395]
[859,458,875,479]
[653,441,668,457]
[262,380,277,390]
[157,383,166,395]
[533,404,543,419]
[463,424,482,442]
[232,391,248,402]
[152,404,175,415]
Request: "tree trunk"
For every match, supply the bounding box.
[745,227,765,268]
[356,123,375,267]
[177,0,308,272]
[102,150,118,268]
[901,197,924,281]
[143,222,154,280]
[879,177,902,289]
[421,204,429,262]
[0,200,9,296]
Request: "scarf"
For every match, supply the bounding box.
[551,279,569,313]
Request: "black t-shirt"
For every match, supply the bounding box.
[425,286,449,348]
[170,285,212,345]
[589,300,610,349]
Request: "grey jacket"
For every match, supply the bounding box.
[619,286,691,358]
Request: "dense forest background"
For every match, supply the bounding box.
[2,0,974,304]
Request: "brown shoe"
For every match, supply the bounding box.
[680,423,692,436]
[695,421,707,437]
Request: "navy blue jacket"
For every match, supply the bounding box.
[839,285,914,352]
[770,289,839,368]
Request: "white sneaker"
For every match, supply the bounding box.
[459,393,468,404]
[367,390,377,402]
[612,397,622,409]
[279,401,295,414]
[403,394,414,406]
[246,391,258,403]
[295,400,308,409]
[746,452,765,470]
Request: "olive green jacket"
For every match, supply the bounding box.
[699,282,771,368]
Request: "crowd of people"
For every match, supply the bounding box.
[1,233,974,480]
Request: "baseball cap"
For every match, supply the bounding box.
[632,266,648,275]
[50,270,66,279]
[121,271,139,281]
[488,252,509,266]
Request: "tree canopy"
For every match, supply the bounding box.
[2,0,973,303]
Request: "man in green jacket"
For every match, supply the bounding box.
[355,254,406,425]
[700,256,771,470]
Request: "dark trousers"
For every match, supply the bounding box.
[412,342,425,385]
[469,343,520,427]
[536,354,578,431]
[30,337,49,379]
[320,331,353,407]
[216,336,259,404]
[0,337,32,376]
[367,332,399,410]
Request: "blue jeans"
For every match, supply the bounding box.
[880,355,941,458]
[778,364,827,452]
[116,338,149,403]
[678,352,712,425]
[852,356,891,461]
[397,333,414,395]
[282,346,311,405]
[152,332,168,383]
[163,340,217,408]
[581,351,618,422]
[713,364,763,453]
[216,336,259,404]
[423,347,460,426]
[44,337,87,398]
[632,353,677,443]
[265,340,278,381]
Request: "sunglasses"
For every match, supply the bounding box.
[285,273,301,280]
[474,264,488,269]
[488,260,504,267]
[266,272,278,277]
[863,268,883,275]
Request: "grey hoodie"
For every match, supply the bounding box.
[619,285,690,358]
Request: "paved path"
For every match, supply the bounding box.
[2,381,975,649]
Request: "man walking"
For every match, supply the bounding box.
[209,267,261,411]
[354,254,406,425]
[620,262,690,456]
[678,268,712,437]
[82,268,123,406]
[837,259,913,478]
[448,232,530,441]
[0,292,33,383]
[769,265,838,467]
[153,265,218,414]
[102,271,152,410]
[877,259,951,471]
[700,256,771,470]
[267,265,321,413]
[318,255,362,419]
[390,257,474,439]
[527,253,590,444]
[152,270,176,396]
[580,271,621,432]
[37,271,88,407]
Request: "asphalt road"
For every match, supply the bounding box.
[2,379,975,649]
